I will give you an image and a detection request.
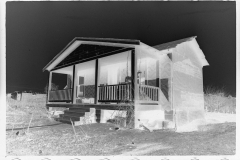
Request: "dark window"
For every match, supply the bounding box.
[161,78,169,100]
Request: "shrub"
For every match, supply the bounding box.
[44,83,59,93]
[204,86,236,113]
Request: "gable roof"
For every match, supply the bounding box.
[153,36,196,51]
[153,36,209,67]
[42,37,140,72]
[43,36,208,72]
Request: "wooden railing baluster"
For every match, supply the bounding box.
[98,83,160,103]
[98,83,134,103]
[138,84,160,102]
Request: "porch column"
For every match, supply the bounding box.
[128,49,138,128]
[145,59,148,85]
[134,49,139,103]
[72,65,76,104]
[131,49,135,101]
[156,60,161,102]
[156,60,160,87]
[47,71,52,104]
[94,59,99,104]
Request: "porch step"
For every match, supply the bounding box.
[63,110,86,117]
[59,114,81,121]
[57,119,81,126]
[57,108,101,126]
[58,117,101,126]
[59,113,101,122]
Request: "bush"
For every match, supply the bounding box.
[204,86,236,113]
[44,83,59,93]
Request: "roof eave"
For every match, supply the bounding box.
[42,37,78,72]
[74,37,140,45]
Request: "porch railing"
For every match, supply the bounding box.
[98,83,133,103]
[98,83,160,104]
[49,89,72,102]
[138,84,159,103]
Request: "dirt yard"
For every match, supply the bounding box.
[6,121,236,156]
[6,96,236,156]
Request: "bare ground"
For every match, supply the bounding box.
[6,122,236,156]
[6,96,236,156]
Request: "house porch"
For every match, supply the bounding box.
[45,39,173,128]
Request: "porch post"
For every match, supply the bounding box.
[156,60,160,87]
[129,49,138,128]
[72,65,76,104]
[134,49,139,102]
[94,59,99,104]
[156,60,161,103]
[47,71,52,104]
[145,58,148,85]
[131,49,135,101]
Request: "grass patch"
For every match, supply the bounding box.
[6,90,236,156]
[6,95,59,130]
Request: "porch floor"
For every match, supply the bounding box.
[46,103,134,110]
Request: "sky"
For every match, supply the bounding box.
[6,2,236,96]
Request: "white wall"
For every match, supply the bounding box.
[172,41,205,126]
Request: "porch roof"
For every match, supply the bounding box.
[43,37,140,72]
[43,36,208,72]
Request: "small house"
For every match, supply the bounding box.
[11,91,22,101]
[7,93,12,98]
[43,37,209,130]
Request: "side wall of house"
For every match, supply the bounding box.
[172,41,205,127]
